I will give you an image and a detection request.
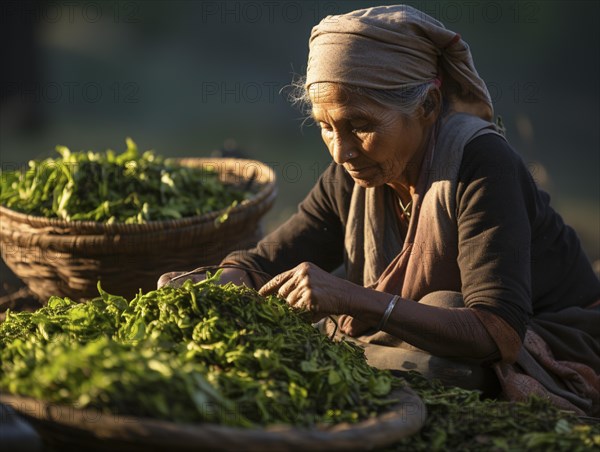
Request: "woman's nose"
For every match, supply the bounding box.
[330,134,356,164]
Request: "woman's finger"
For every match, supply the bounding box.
[157,271,192,289]
[276,275,299,299]
[339,315,353,332]
[258,269,294,296]
[286,289,304,309]
[288,290,310,311]
[157,272,181,289]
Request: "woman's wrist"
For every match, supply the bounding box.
[376,295,401,331]
[343,283,398,325]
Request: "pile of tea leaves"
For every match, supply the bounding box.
[386,371,599,451]
[0,272,399,427]
[0,138,249,223]
[0,274,597,450]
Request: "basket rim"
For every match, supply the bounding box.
[0,387,425,450]
[0,157,277,234]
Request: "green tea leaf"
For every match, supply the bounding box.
[0,139,250,224]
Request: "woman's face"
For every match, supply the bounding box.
[309,82,434,189]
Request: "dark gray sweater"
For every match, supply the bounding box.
[226,134,600,368]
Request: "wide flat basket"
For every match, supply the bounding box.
[0,387,426,452]
[0,158,277,302]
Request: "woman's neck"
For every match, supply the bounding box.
[387,117,439,199]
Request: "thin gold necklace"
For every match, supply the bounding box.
[399,117,440,219]
[399,197,412,218]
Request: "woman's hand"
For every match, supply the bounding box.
[157,268,253,289]
[337,315,373,337]
[157,271,202,289]
[258,262,361,322]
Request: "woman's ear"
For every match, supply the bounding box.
[423,98,435,115]
[422,87,442,120]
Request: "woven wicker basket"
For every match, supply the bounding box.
[0,158,277,302]
[0,387,426,451]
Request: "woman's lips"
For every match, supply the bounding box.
[346,165,375,175]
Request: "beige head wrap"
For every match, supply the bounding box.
[306,4,493,120]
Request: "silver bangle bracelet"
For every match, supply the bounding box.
[376,295,400,332]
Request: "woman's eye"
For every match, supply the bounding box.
[350,122,371,134]
[318,123,334,137]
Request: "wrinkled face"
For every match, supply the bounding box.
[309,82,431,189]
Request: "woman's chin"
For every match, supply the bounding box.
[351,176,383,188]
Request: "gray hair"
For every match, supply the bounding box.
[286,75,440,120]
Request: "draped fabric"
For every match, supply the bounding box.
[342,112,600,415]
[344,113,498,300]
[306,4,493,120]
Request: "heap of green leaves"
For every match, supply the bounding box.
[1,277,597,448]
[387,372,600,452]
[0,273,398,427]
[0,138,248,223]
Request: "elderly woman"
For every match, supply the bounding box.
[159,5,600,415]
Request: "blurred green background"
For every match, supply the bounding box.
[1,0,598,269]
